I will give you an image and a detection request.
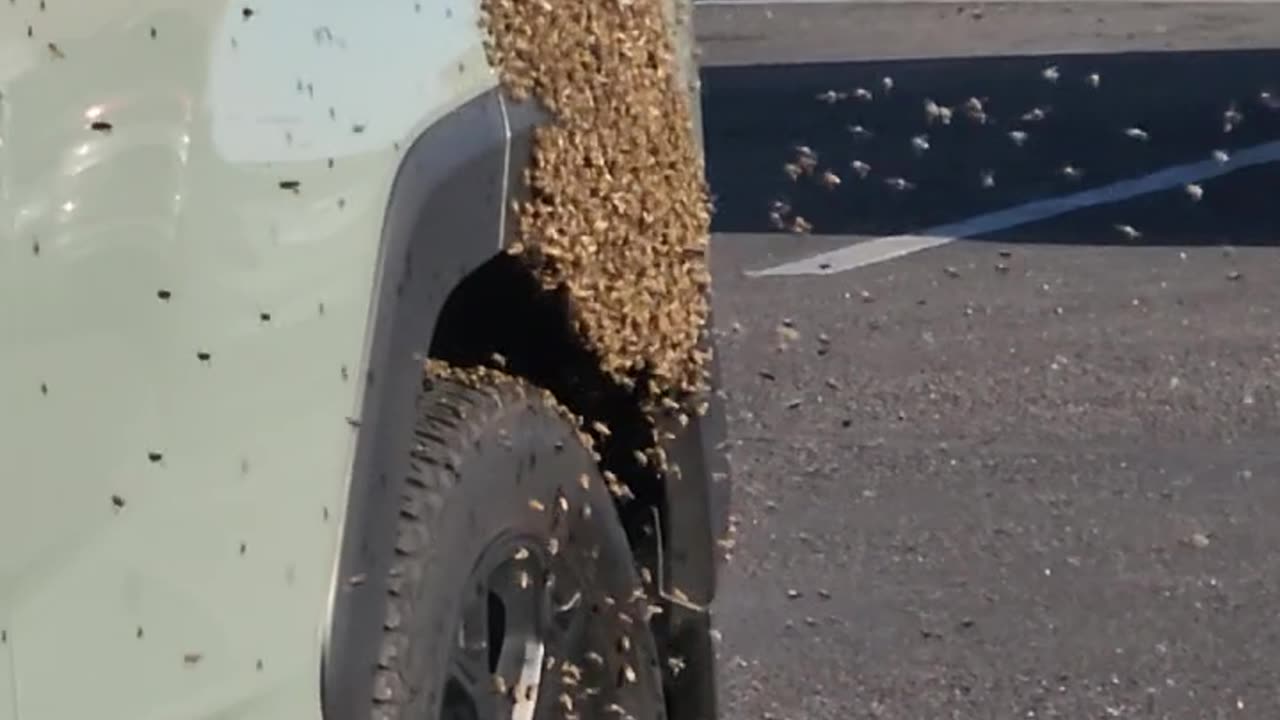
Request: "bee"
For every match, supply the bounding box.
[1113,224,1142,240]
[1086,72,1101,88]
[1223,102,1243,133]
[815,89,846,104]
[782,162,802,181]
[963,96,987,122]
[1008,130,1029,147]
[849,160,871,179]
[1184,183,1204,202]
[1260,90,1280,110]
[884,177,915,191]
[923,98,952,125]
[1211,149,1230,164]
[881,76,894,93]
[1041,65,1060,82]
[910,135,930,154]
[851,87,873,101]
[819,169,841,189]
[1059,164,1083,181]
[1021,107,1048,122]
[979,169,996,188]
[790,216,813,234]
[841,126,874,145]
[1123,127,1150,142]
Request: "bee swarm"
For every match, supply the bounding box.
[479,0,713,407]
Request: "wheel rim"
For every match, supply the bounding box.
[441,535,591,720]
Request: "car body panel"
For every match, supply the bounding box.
[0,1,497,719]
[2,0,720,718]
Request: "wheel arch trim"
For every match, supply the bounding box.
[319,85,512,720]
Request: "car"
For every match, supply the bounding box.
[0,2,730,719]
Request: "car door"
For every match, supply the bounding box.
[0,1,500,718]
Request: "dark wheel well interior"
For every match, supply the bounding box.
[427,253,665,569]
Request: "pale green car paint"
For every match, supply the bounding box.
[0,1,497,719]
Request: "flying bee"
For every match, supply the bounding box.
[1021,107,1048,122]
[881,76,894,93]
[815,89,846,104]
[910,134,930,154]
[667,656,688,676]
[1059,164,1083,181]
[790,216,813,234]
[979,169,996,188]
[847,124,874,140]
[819,169,841,189]
[1008,130,1029,147]
[851,87,873,101]
[1184,183,1204,202]
[884,177,915,191]
[1223,102,1243,133]
[1212,149,1230,164]
[963,96,987,123]
[782,162,802,181]
[1086,72,1101,88]
[1123,127,1150,142]
[849,159,871,179]
[1042,65,1060,82]
[923,98,952,125]
[1113,224,1142,240]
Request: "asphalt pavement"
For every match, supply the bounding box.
[700,3,1280,718]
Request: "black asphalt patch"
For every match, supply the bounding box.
[702,49,1280,243]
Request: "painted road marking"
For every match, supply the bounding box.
[747,139,1280,278]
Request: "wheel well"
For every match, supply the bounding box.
[427,253,665,563]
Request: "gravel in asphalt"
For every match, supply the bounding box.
[711,231,1280,720]
[701,5,1280,718]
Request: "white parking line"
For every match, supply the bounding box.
[747,139,1280,278]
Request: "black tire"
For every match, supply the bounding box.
[370,372,667,720]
